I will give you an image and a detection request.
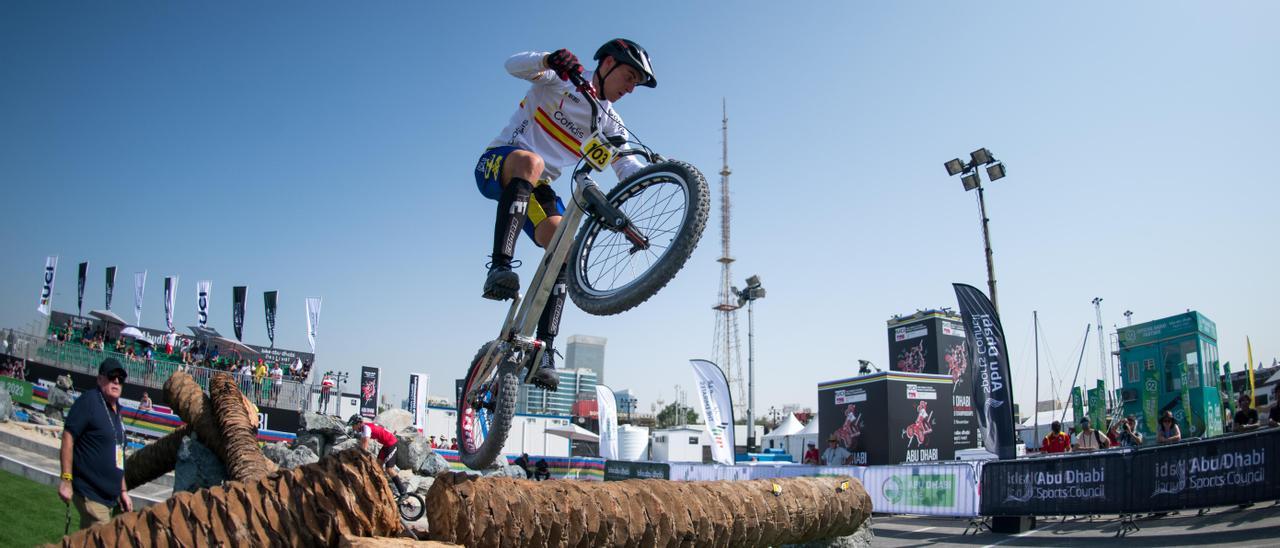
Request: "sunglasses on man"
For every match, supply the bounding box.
[106,373,127,383]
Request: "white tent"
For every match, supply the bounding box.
[545,423,600,443]
[787,416,820,462]
[762,413,804,459]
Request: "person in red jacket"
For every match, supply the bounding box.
[349,415,407,495]
[1041,421,1072,453]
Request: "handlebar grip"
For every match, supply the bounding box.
[567,71,596,98]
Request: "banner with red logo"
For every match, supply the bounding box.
[360,366,380,419]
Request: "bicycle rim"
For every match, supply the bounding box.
[399,493,426,522]
[575,171,690,296]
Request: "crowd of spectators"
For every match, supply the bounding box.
[427,435,458,450]
[2,357,26,379]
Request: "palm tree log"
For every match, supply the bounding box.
[208,373,277,481]
[60,449,401,547]
[425,473,872,547]
[123,425,191,490]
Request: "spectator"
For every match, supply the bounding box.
[534,459,551,481]
[138,391,153,414]
[1073,418,1108,451]
[514,453,531,479]
[1104,418,1121,447]
[803,442,820,464]
[254,360,269,401]
[449,438,458,450]
[1042,421,1072,453]
[319,372,336,414]
[238,362,253,395]
[820,435,851,465]
[269,363,284,403]
[59,358,134,529]
[1157,411,1182,444]
[428,436,438,449]
[1114,415,1144,447]
[1269,385,1280,427]
[1234,394,1260,432]
[290,358,302,379]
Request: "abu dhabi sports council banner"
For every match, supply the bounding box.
[105,266,117,310]
[133,271,147,326]
[953,283,1017,460]
[864,464,980,517]
[38,256,58,315]
[77,261,88,317]
[232,286,247,341]
[263,291,278,347]
[305,297,322,352]
[982,451,1125,516]
[196,280,212,327]
[597,385,620,460]
[690,359,735,465]
[163,276,178,333]
[360,366,380,418]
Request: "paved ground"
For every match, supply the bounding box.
[871,503,1280,547]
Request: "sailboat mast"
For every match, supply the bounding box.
[1034,310,1040,442]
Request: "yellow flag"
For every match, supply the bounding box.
[1247,337,1256,408]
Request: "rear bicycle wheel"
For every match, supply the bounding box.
[568,160,710,316]
[455,341,521,470]
[398,492,426,522]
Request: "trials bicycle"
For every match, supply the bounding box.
[455,72,711,470]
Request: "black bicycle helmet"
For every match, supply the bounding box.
[593,38,657,88]
[347,414,363,426]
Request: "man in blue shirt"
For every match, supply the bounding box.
[58,357,134,529]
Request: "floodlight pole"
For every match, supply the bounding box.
[746,295,756,452]
[976,183,999,312]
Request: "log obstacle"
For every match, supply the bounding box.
[425,472,873,547]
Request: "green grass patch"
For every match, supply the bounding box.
[0,469,71,546]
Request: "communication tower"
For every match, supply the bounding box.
[712,99,747,420]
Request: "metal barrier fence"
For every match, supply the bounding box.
[4,328,319,412]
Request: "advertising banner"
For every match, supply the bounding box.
[360,366,380,419]
[940,323,976,450]
[1130,428,1280,511]
[1071,387,1084,434]
[597,385,620,460]
[163,276,178,333]
[888,320,933,374]
[689,359,735,465]
[105,266,117,310]
[864,464,979,517]
[604,460,670,481]
[196,280,212,327]
[1223,362,1236,416]
[263,291,278,347]
[893,378,954,464]
[232,286,247,341]
[1143,367,1160,436]
[1179,362,1196,436]
[305,297,322,352]
[132,271,147,326]
[38,256,58,316]
[953,283,1017,459]
[407,373,425,429]
[1087,386,1104,432]
[818,377,882,465]
[77,261,87,317]
[981,452,1127,516]
[0,376,34,406]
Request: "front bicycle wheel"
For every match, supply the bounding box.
[398,492,426,522]
[568,160,710,316]
[455,341,520,470]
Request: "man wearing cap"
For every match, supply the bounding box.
[820,435,852,465]
[58,358,133,529]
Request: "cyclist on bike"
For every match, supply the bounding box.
[348,414,408,496]
[475,39,657,392]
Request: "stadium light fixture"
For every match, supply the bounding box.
[944,158,965,176]
[943,147,1009,312]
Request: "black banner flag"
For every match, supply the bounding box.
[360,366,380,418]
[953,283,1017,460]
[232,286,247,342]
[263,291,278,347]
[77,262,88,317]
[105,266,117,310]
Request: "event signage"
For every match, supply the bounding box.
[689,359,735,465]
[1143,367,1160,436]
[1223,362,1236,416]
[981,452,1125,516]
[359,366,380,418]
[305,297,322,352]
[1179,362,1196,436]
[407,373,425,429]
[819,372,953,465]
[862,465,978,516]
[38,256,58,316]
[1087,385,1104,433]
[263,291,278,346]
[1131,429,1279,511]
[232,286,247,341]
[596,385,620,460]
[105,266,117,310]
[163,276,178,332]
[603,460,670,481]
[1071,387,1084,434]
[952,283,1016,460]
[196,280,211,327]
[133,271,147,326]
[0,377,33,406]
[76,261,88,317]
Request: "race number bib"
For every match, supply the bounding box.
[580,132,616,172]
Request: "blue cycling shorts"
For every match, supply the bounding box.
[475,146,565,243]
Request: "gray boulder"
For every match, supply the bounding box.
[375,409,413,433]
[395,433,431,470]
[484,464,528,479]
[27,411,49,426]
[329,437,378,457]
[413,475,435,496]
[300,412,347,436]
[280,446,319,469]
[174,435,228,493]
[261,442,291,465]
[55,374,73,390]
[46,387,74,411]
[417,451,451,477]
[294,432,326,457]
[0,390,11,422]
[782,516,874,547]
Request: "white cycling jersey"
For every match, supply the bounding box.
[488,51,646,184]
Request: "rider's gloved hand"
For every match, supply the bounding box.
[545,49,583,81]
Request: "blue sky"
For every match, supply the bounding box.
[2,2,1277,418]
